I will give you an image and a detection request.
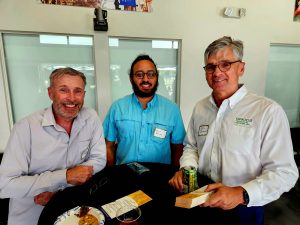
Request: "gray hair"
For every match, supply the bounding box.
[204,36,243,64]
[49,67,86,87]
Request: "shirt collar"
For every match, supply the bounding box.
[147,94,157,108]
[209,84,248,109]
[132,93,157,109]
[42,106,56,127]
[41,105,86,127]
[228,84,248,108]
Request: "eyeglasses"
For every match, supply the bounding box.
[134,70,157,79]
[203,60,241,73]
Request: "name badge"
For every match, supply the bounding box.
[198,125,209,136]
[154,128,167,139]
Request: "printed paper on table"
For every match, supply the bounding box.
[101,190,152,219]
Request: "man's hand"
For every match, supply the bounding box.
[201,183,245,210]
[34,192,55,206]
[66,165,94,185]
[168,170,184,192]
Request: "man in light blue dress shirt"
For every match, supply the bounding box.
[103,54,186,166]
[0,68,106,225]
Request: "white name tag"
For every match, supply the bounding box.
[153,128,167,139]
[198,125,209,136]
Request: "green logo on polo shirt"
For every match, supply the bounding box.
[235,117,253,127]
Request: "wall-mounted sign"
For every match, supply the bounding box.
[40,0,153,12]
[100,0,154,12]
[40,0,101,8]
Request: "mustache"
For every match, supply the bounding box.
[140,81,151,85]
[62,101,79,105]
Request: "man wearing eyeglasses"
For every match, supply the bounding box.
[103,54,186,166]
[169,36,298,225]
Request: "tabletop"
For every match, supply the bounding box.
[38,162,239,225]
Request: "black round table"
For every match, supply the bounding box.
[38,162,239,225]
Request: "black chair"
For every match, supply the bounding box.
[291,128,300,166]
[0,153,9,225]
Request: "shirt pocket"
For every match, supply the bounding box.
[151,123,170,143]
[77,139,91,161]
[116,119,135,138]
[225,126,255,155]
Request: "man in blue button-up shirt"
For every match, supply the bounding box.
[103,54,186,166]
[0,68,106,225]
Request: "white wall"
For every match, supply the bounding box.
[1,0,300,151]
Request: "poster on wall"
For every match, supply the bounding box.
[39,0,154,12]
[40,0,101,8]
[294,0,300,21]
[100,0,154,12]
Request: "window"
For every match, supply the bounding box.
[265,44,300,128]
[108,38,180,103]
[2,33,96,123]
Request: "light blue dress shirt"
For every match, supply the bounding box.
[103,94,186,165]
[0,106,106,225]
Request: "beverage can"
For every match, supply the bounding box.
[182,166,197,193]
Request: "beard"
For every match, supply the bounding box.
[52,100,83,121]
[132,80,159,98]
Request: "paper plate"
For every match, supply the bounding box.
[54,206,105,225]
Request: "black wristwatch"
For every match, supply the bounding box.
[243,190,250,205]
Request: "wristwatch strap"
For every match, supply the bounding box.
[243,190,250,205]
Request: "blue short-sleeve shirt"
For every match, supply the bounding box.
[103,94,186,165]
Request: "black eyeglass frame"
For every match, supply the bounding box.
[134,70,157,79]
[203,60,241,73]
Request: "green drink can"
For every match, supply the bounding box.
[182,166,198,193]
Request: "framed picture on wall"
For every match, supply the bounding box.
[40,0,101,8]
[39,0,154,12]
[100,0,154,12]
[294,0,300,21]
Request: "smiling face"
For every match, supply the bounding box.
[205,47,245,105]
[130,59,158,98]
[48,74,85,122]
